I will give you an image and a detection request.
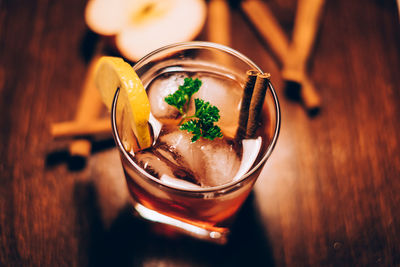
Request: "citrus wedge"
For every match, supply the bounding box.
[94,56,151,150]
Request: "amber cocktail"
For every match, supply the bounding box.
[111,42,280,244]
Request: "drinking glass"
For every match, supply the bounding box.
[111,41,280,244]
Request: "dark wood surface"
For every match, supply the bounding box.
[1,0,400,266]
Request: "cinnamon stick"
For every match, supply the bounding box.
[246,73,270,138]
[69,56,103,157]
[207,0,231,46]
[51,118,111,139]
[241,0,289,63]
[282,0,324,111]
[241,0,323,113]
[236,70,259,140]
[207,0,232,67]
[300,77,321,115]
[285,0,325,74]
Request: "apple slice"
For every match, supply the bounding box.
[85,0,129,36]
[85,0,207,61]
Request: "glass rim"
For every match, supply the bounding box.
[111,41,281,193]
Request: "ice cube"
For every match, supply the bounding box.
[158,127,203,176]
[196,138,240,187]
[134,151,175,178]
[159,127,243,187]
[193,75,242,138]
[160,174,202,190]
[232,137,262,182]
[147,73,186,119]
[149,112,162,141]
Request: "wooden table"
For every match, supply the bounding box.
[1,0,399,266]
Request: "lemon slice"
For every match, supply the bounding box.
[94,56,151,150]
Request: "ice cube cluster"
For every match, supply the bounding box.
[135,71,262,189]
[147,71,243,137]
[134,127,241,188]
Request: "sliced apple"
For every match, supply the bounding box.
[85,0,207,61]
[85,0,129,36]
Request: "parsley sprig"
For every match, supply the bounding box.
[164,77,201,115]
[164,77,223,142]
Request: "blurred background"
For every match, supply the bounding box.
[1,0,400,266]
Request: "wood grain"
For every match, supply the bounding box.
[0,0,399,266]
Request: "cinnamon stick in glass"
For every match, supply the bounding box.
[246,73,270,138]
[236,70,258,140]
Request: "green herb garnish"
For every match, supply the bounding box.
[165,77,201,114]
[164,77,223,142]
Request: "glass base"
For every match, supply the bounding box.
[133,203,229,244]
